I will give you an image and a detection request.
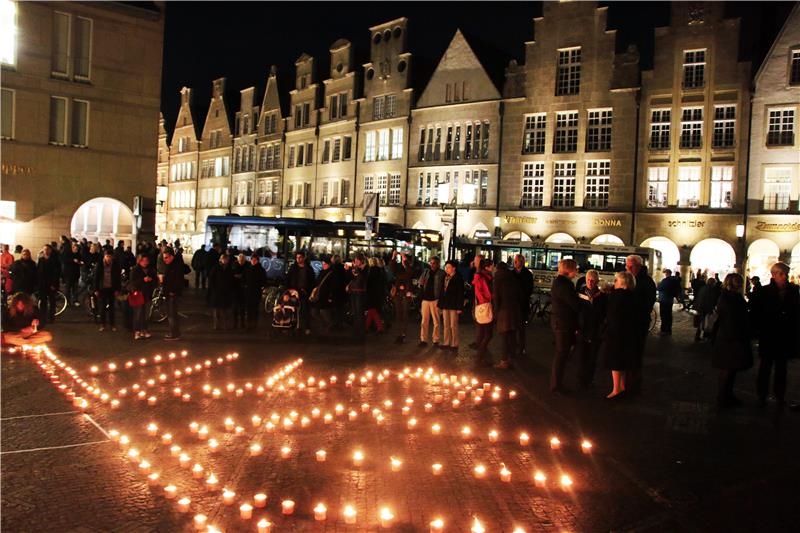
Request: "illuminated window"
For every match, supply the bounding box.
[709,166,733,208]
[677,166,701,208]
[0,0,17,67]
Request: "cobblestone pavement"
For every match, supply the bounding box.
[2,291,799,532]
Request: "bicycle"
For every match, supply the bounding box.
[528,291,551,326]
[33,290,68,317]
[148,286,168,323]
[263,284,284,316]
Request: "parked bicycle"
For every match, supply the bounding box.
[528,290,551,326]
[32,290,68,317]
[148,286,168,323]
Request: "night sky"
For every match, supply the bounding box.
[159,1,795,138]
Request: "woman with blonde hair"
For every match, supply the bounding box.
[711,273,752,409]
[599,271,637,399]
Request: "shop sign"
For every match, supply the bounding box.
[755,221,800,233]
[667,220,706,228]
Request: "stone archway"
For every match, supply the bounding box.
[641,236,681,273]
[792,242,800,280]
[503,231,531,241]
[690,238,737,278]
[70,197,134,245]
[545,232,576,244]
[591,233,624,246]
[747,238,780,281]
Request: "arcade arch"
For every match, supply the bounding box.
[591,233,624,246]
[746,239,780,281]
[640,236,681,273]
[689,238,736,278]
[545,232,576,244]
[70,197,134,245]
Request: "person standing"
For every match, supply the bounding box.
[752,262,799,408]
[191,244,208,290]
[657,268,681,335]
[438,260,464,353]
[129,253,157,340]
[576,269,608,389]
[492,261,521,370]
[10,249,37,296]
[417,256,444,347]
[625,254,657,395]
[389,250,414,344]
[549,258,582,393]
[711,273,752,410]
[287,251,316,335]
[472,258,494,367]
[244,254,266,331]
[694,277,721,342]
[93,250,121,332]
[512,254,534,357]
[36,244,61,326]
[161,247,184,340]
[208,254,235,330]
[600,271,638,399]
[231,253,248,329]
[311,257,336,333]
[364,257,387,334]
[345,254,368,341]
[203,244,221,303]
[61,242,82,307]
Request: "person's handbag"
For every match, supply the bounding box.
[474,302,493,324]
[308,286,320,303]
[128,290,145,308]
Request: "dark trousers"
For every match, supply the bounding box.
[717,369,738,404]
[166,295,180,337]
[38,288,57,325]
[98,288,116,327]
[628,325,649,392]
[500,329,516,362]
[194,269,207,289]
[132,302,148,332]
[475,323,493,362]
[245,298,260,329]
[551,329,576,390]
[232,297,246,328]
[515,307,527,354]
[577,335,600,388]
[757,356,787,402]
[393,295,410,337]
[659,301,673,333]
[350,294,366,340]
[65,277,79,305]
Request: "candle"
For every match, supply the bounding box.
[519,432,531,446]
[379,507,394,528]
[361,403,370,413]
[534,471,547,487]
[281,499,295,515]
[488,430,499,443]
[560,474,573,490]
[301,416,311,428]
[431,423,441,435]
[390,456,402,472]
[109,430,120,442]
[434,394,443,404]
[473,395,482,406]
[424,403,433,413]
[147,472,160,486]
[170,445,181,457]
[430,518,445,532]
[353,450,364,467]
[192,463,204,478]
[432,463,443,476]
[265,421,275,432]
[290,410,300,421]
[189,422,199,433]
[164,485,177,499]
[208,438,219,453]
[471,517,486,533]
[138,460,151,473]
[407,417,418,430]
[161,433,173,445]
[127,448,140,463]
[314,503,327,521]
[212,389,221,399]
[376,414,385,425]
[197,426,208,440]
[343,505,357,524]
[349,410,358,421]
[316,449,327,462]
[512,528,527,533]
[509,390,518,399]
[280,446,291,459]
[457,390,467,401]
[250,444,262,457]
[461,426,472,439]
[226,383,235,393]
[179,453,191,468]
[254,493,267,508]
[235,426,245,436]
[240,503,253,520]
[222,489,236,505]
[177,497,191,512]
[193,514,207,531]
[251,415,262,428]
[312,407,321,418]
[257,518,272,533]
[452,399,461,410]
[147,396,157,406]
[483,382,491,391]
[500,465,512,482]
[550,437,561,450]
[323,413,333,424]
[581,440,593,454]
[401,406,410,416]
[236,388,244,397]
[205,473,218,491]
[474,464,487,478]
[182,393,191,402]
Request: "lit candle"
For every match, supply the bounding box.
[226,383,235,393]
[127,448,140,463]
[488,430,499,443]
[483,382,491,392]
[254,493,267,508]
[177,497,191,512]
[431,423,441,435]
[581,440,593,454]
[205,473,218,491]
[349,410,358,421]
[312,407,321,418]
[430,518,445,532]
[534,471,547,488]
[509,390,518,399]
[181,393,191,402]
[461,426,472,439]
[197,426,208,440]
[265,422,275,432]
[289,410,300,421]
[281,500,295,515]
[138,460,151,473]
[474,464,487,478]
[379,507,394,528]
[208,438,219,453]
[432,463,443,476]
[560,474,573,490]
[390,457,402,472]
[500,465,512,482]
[343,505,357,524]
[192,463,204,478]
[434,394,443,404]
[519,432,531,446]
[212,389,221,399]
[353,450,364,467]
[550,437,561,450]
[147,396,157,406]
[323,413,333,424]
[314,503,327,521]
[109,430,120,442]
[280,446,291,459]
[193,514,207,531]
[250,443,262,457]
[361,403,370,413]
[457,390,467,401]
[164,485,177,499]
[473,395,482,406]
[301,416,311,428]
[251,415,262,428]
[189,422,199,433]
[316,449,327,462]
[376,414,385,425]
[222,489,236,505]
[512,528,527,533]
[257,518,272,533]
[161,433,173,445]
[424,403,433,413]
[236,388,244,397]
[471,516,485,533]
[235,426,245,436]
[407,417,418,430]
[170,445,182,457]
[147,472,160,486]
[240,503,253,520]
[401,406,410,416]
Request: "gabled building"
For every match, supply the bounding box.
[636,2,752,274]
[155,113,170,238]
[500,0,640,257]
[166,87,201,246]
[746,3,800,279]
[355,17,413,226]
[408,29,503,256]
[255,66,284,216]
[196,78,233,241]
[230,87,259,216]
[317,39,359,222]
[283,54,319,218]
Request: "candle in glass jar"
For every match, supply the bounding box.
[193,514,207,531]
[390,457,402,472]
[280,446,291,459]
[500,465,512,482]
[197,426,208,440]
[222,489,235,505]
[138,460,151,473]
[581,440,593,454]
[301,416,311,428]
[550,437,561,450]
[457,390,467,401]
[147,396,157,406]
[560,474,573,490]
[109,430,120,442]
[471,517,486,533]
[323,413,333,424]
[379,507,394,528]
[434,394,444,404]
[519,432,531,446]
[352,450,364,467]
[147,472,160,486]
[172,386,182,397]
[182,393,191,402]
[343,505,357,524]
[534,471,547,487]
[235,426,245,436]
[474,464,487,478]
[316,449,327,462]
[240,503,253,520]
[312,407,321,418]
[254,493,267,508]
[431,423,442,435]
[205,473,218,491]
[192,463,204,478]
[257,518,272,533]
[164,485,177,499]
[348,410,358,421]
[189,422,199,433]
[161,433,172,445]
[461,426,472,439]
[177,497,191,512]
[424,403,433,413]
[430,518,445,532]
[208,438,219,453]
[147,423,158,436]
[314,503,327,521]
[488,430,499,443]
[432,463,443,476]
[251,415,262,428]
[250,444,262,457]
[170,445,182,457]
[407,417,418,430]
[281,500,295,515]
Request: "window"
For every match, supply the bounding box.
[554,111,578,153]
[585,160,610,208]
[791,50,800,85]
[259,146,268,170]
[647,167,669,208]
[649,109,671,150]
[322,140,331,164]
[552,162,576,208]
[389,173,401,206]
[1,0,18,66]
[373,96,384,120]
[763,168,791,211]
[434,127,442,160]
[71,99,88,147]
[472,122,481,159]
[677,166,701,208]
[377,129,390,161]
[521,162,545,208]
[445,126,454,160]
[234,147,242,173]
[682,49,705,89]
[680,107,703,149]
[49,96,68,144]
[342,136,352,160]
[363,175,374,206]
[586,110,612,152]
[453,125,461,160]
[329,94,339,120]
[709,166,733,208]
[305,142,313,165]
[365,131,376,162]
[51,12,92,79]
[321,181,329,205]
[339,93,348,117]
[481,123,490,159]
[556,47,581,96]
[51,12,70,76]
[464,124,472,159]
[767,108,795,146]
[377,174,388,205]
[479,170,488,206]
[424,127,434,161]
[303,103,310,126]
[73,16,91,78]
[295,144,304,166]
[418,129,426,161]
[1,88,13,139]
[418,172,435,206]
[294,105,302,128]
[386,94,396,118]
[712,105,735,148]
[257,180,267,205]
[391,128,403,159]
[523,114,546,154]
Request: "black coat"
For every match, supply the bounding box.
[314,268,337,309]
[129,264,157,300]
[550,274,581,333]
[244,262,267,304]
[633,268,657,331]
[366,265,387,310]
[599,288,637,370]
[514,267,534,315]
[287,262,316,296]
[36,254,61,291]
[208,263,235,308]
[711,290,753,370]
[493,265,521,333]
[92,260,122,291]
[10,258,37,294]
[577,285,608,342]
[161,259,185,297]
[751,281,800,359]
[438,272,464,311]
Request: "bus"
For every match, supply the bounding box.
[455,237,663,291]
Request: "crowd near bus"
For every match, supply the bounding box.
[1,232,797,412]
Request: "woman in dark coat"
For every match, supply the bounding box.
[312,257,337,332]
[711,273,752,409]
[364,257,386,334]
[599,271,638,399]
[208,254,235,330]
[492,262,522,369]
[438,260,464,352]
[129,253,157,340]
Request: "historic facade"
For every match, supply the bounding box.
[1,0,164,246]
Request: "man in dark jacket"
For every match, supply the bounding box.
[549,258,582,393]
[657,268,681,335]
[10,249,38,295]
[345,253,368,341]
[36,244,61,326]
[244,254,266,331]
[513,254,534,356]
[493,262,522,369]
[286,251,316,334]
[161,247,184,340]
[93,249,122,331]
[626,254,657,394]
[191,245,208,290]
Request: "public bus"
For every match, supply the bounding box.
[455,237,663,291]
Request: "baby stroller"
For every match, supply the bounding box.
[271,288,300,335]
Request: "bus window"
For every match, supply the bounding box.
[587,253,604,271]
[546,251,563,270]
[532,250,547,270]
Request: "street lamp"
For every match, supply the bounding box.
[436,179,476,260]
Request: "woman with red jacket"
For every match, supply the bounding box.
[472,258,494,367]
